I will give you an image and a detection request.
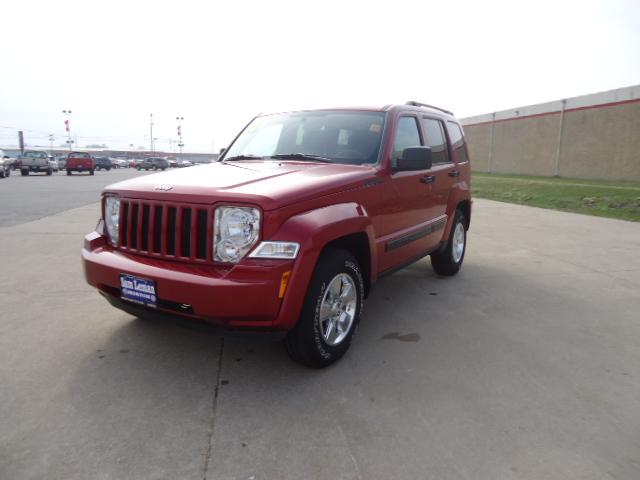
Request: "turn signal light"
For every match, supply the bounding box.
[279,271,292,299]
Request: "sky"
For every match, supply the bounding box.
[1,0,639,152]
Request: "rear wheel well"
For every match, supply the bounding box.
[324,232,371,298]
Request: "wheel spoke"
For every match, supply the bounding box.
[323,317,335,341]
[319,301,332,320]
[329,280,341,298]
[339,280,353,299]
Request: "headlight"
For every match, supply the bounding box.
[249,241,299,259]
[214,206,261,263]
[104,196,120,245]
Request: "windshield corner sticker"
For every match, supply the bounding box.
[369,123,382,133]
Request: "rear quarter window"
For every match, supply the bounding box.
[446,122,469,163]
[422,118,450,164]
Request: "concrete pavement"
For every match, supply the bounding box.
[1,198,639,479]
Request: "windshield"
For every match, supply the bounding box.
[24,151,47,158]
[224,111,386,165]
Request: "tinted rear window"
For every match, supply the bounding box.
[446,122,468,163]
[422,118,450,164]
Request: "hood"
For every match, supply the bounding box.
[104,161,376,210]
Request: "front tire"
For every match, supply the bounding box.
[21,169,28,176]
[90,169,94,176]
[430,210,467,276]
[285,248,364,368]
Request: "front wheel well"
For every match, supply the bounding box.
[323,232,372,298]
[457,200,471,230]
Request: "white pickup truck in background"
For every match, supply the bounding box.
[20,151,53,176]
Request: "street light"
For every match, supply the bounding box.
[149,113,154,152]
[62,110,73,151]
[176,116,184,163]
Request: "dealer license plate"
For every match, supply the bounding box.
[120,274,157,308]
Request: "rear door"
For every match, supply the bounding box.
[420,117,457,220]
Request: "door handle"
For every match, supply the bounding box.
[448,170,460,177]
[420,175,436,184]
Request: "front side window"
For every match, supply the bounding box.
[224,111,386,165]
[422,118,450,164]
[393,116,422,159]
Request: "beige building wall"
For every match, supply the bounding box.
[491,115,560,176]
[463,123,492,172]
[461,85,640,181]
[559,102,640,181]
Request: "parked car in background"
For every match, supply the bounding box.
[56,155,67,170]
[83,102,472,367]
[0,152,11,178]
[95,157,112,171]
[66,152,96,175]
[20,150,52,176]
[48,156,59,173]
[167,159,178,168]
[178,160,193,168]
[111,158,128,169]
[137,157,168,171]
[1,153,17,171]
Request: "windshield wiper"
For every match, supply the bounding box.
[270,153,333,163]
[223,154,264,162]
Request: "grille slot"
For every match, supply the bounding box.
[153,206,163,253]
[196,210,208,259]
[118,199,211,263]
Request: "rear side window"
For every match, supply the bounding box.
[70,152,90,159]
[422,118,450,164]
[447,122,468,163]
[393,116,422,158]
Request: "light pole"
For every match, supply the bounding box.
[62,110,73,150]
[149,113,154,153]
[48,134,55,154]
[176,116,184,163]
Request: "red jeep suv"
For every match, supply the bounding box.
[82,103,471,367]
[67,152,96,175]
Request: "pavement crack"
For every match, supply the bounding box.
[202,337,225,480]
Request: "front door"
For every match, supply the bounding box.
[377,115,443,272]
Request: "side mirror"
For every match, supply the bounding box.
[219,147,226,155]
[396,146,432,171]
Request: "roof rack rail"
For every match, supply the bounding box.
[405,101,454,116]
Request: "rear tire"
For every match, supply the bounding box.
[285,248,364,368]
[21,169,28,176]
[67,169,71,175]
[90,169,94,176]
[47,169,52,176]
[430,210,467,276]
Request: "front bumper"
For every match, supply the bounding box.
[82,231,297,331]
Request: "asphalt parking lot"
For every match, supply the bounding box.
[1,170,640,480]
